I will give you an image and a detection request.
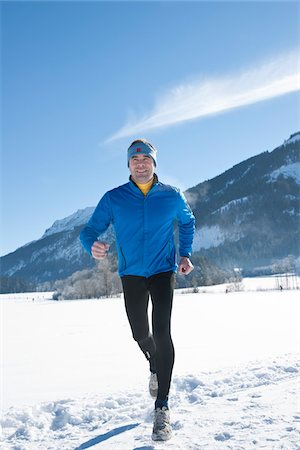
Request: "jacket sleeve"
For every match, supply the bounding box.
[176,190,195,258]
[80,192,113,256]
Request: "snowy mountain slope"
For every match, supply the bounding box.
[188,132,300,271]
[284,131,300,146]
[1,132,299,286]
[42,207,95,238]
[0,226,94,284]
[268,162,300,184]
[1,283,299,449]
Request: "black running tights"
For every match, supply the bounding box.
[121,271,175,401]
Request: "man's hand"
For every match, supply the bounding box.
[91,241,110,260]
[178,256,194,275]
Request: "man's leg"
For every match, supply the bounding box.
[148,271,175,403]
[121,275,156,373]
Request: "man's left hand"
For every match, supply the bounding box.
[178,257,194,275]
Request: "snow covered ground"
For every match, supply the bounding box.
[1,277,300,449]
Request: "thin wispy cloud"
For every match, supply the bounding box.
[106,50,299,142]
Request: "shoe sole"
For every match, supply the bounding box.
[152,432,172,441]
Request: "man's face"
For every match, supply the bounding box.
[129,154,155,184]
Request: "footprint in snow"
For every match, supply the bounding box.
[172,420,184,430]
[250,393,262,398]
[134,447,155,450]
[214,432,232,441]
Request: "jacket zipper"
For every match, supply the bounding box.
[119,245,127,270]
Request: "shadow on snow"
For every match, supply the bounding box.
[133,447,155,450]
[74,422,140,449]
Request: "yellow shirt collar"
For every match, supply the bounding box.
[135,177,154,196]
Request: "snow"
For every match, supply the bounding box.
[193,225,226,250]
[192,198,251,251]
[42,207,94,238]
[284,133,300,146]
[1,278,300,449]
[213,196,249,215]
[268,162,300,184]
[192,224,242,250]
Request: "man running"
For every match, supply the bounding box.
[80,139,195,441]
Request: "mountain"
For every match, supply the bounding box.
[42,207,95,238]
[187,132,300,273]
[1,132,299,289]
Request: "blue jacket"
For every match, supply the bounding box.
[80,176,195,278]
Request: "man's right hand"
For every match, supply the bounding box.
[91,241,110,260]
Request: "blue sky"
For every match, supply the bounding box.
[1,1,299,256]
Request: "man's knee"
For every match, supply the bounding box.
[136,333,154,346]
[131,331,148,343]
[136,333,156,356]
